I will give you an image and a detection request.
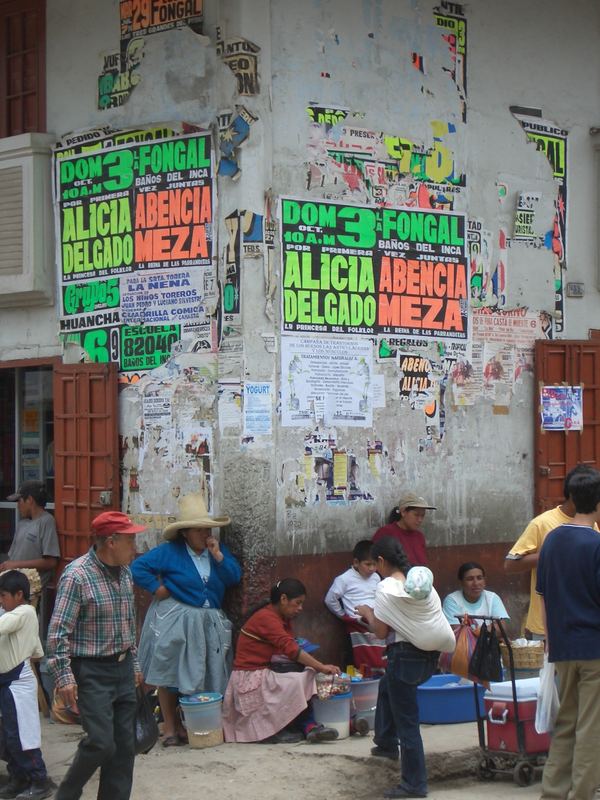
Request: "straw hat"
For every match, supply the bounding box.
[163,493,231,541]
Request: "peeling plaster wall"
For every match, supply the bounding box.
[2,1,599,628]
[269,0,600,557]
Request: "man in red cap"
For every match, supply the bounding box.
[46,511,145,800]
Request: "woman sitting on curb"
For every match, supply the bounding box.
[222,578,341,744]
[442,561,509,630]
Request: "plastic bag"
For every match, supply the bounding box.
[134,687,159,755]
[535,654,559,734]
[468,622,503,682]
[439,620,478,679]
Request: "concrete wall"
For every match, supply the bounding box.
[2,0,600,654]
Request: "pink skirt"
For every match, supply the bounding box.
[222,667,317,742]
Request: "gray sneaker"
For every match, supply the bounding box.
[15,779,56,800]
[306,724,339,743]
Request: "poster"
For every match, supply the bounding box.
[97,40,144,110]
[243,382,273,436]
[513,191,541,242]
[223,211,242,324]
[120,268,213,328]
[541,386,582,431]
[55,130,215,368]
[143,394,172,426]
[281,336,373,427]
[216,28,260,96]
[301,429,373,504]
[513,113,568,332]
[433,3,467,122]
[218,382,242,433]
[280,198,468,341]
[120,0,203,41]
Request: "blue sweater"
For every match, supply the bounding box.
[131,539,242,608]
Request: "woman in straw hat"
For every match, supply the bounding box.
[131,494,241,747]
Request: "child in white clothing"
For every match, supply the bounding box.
[0,571,54,800]
[325,541,386,671]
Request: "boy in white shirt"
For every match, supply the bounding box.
[325,540,386,672]
[0,571,54,800]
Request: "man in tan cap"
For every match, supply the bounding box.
[47,511,145,800]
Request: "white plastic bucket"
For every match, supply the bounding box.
[179,692,223,748]
[312,691,351,739]
[350,678,380,730]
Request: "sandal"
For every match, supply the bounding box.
[162,735,181,748]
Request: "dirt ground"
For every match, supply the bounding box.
[2,718,551,800]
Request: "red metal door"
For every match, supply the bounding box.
[535,340,600,514]
[53,363,119,570]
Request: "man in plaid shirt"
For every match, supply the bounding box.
[47,511,146,800]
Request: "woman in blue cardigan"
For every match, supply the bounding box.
[131,493,241,747]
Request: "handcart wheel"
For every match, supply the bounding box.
[513,761,535,786]
[477,757,496,781]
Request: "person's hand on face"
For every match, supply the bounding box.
[206,535,223,562]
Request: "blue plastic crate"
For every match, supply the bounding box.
[417,673,485,724]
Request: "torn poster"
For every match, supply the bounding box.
[433,3,467,122]
[97,40,144,110]
[513,191,542,242]
[300,428,374,505]
[218,106,257,179]
[218,326,244,380]
[243,382,273,436]
[142,393,172,427]
[216,27,260,95]
[541,386,582,431]
[223,211,242,325]
[467,218,493,306]
[371,373,386,408]
[241,210,264,258]
[512,112,568,333]
[218,382,242,434]
[281,336,373,427]
[120,0,203,41]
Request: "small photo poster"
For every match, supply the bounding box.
[540,386,583,431]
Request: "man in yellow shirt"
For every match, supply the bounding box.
[504,464,597,638]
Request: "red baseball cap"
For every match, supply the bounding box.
[91,511,146,537]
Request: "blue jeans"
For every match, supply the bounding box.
[374,642,439,795]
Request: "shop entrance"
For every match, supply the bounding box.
[0,360,120,571]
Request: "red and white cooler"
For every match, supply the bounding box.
[484,678,551,754]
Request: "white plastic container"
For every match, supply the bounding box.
[350,678,380,730]
[179,692,223,748]
[312,692,351,739]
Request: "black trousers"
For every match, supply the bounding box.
[55,654,136,800]
[0,663,47,784]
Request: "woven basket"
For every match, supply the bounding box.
[499,641,544,670]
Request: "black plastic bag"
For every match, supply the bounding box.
[134,687,159,755]
[468,622,503,682]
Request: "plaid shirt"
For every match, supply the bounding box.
[47,547,139,689]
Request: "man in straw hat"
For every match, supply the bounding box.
[46,511,145,800]
[131,493,241,747]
